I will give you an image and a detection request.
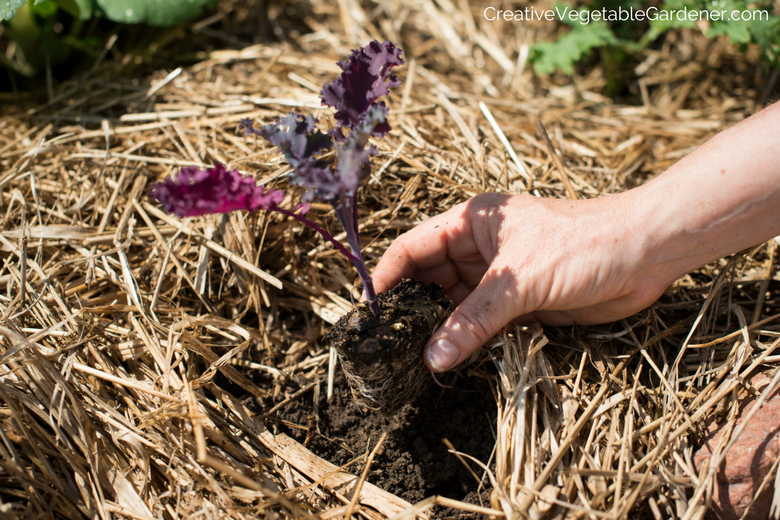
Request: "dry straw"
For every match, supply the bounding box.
[1,0,778,519]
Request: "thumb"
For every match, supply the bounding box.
[424,268,523,372]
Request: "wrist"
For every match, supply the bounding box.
[605,184,690,291]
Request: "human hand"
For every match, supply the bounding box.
[370,192,672,372]
[370,101,780,373]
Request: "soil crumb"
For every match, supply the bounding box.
[260,369,497,517]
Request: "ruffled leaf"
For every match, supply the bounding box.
[256,113,332,169]
[320,40,403,138]
[150,164,284,218]
[333,104,385,189]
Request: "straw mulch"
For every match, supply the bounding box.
[1,1,779,519]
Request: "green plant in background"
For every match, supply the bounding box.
[530,0,780,76]
[0,0,216,24]
[530,8,618,75]
[1,0,216,78]
[1,1,78,77]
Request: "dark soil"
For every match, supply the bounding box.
[326,279,454,415]
[262,369,497,518]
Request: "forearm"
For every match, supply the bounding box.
[628,102,780,283]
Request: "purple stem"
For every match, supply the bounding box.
[347,197,380,315]
[275,206,381,316]
[333,197,381,316]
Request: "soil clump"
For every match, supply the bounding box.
[327,279,454,415]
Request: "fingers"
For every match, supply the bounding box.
[441,280,474,306]
[424,263,526,372]
[415,260,462,292]
[370,225,446,294]
[371,204,473,294]
[370,237,419,295]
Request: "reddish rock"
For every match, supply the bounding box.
[693,373,780,520]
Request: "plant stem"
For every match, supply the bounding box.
[276,207,381,316]
[334,197,381,317]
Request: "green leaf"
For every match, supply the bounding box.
[95,0,215,26]
[0,0,30,22]
[30,0,57,16]
[646,0,698,44]
[51,0,93,19]
[706,0,756,44]
[744,15,780,66]
[531,9,618,75]
[709,2,780,68]
[708,20,750,43]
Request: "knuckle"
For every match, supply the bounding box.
[450,301,495,346]
[384,237,412,261]
[471,192,506,207]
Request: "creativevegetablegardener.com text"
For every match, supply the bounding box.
[483,6,770,24]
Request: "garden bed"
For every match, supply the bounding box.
[0,1,778,519]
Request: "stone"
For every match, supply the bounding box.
[693,372,780,520]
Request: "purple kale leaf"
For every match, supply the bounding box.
[331,104,386,192]
[150,163,284,218]
[253,108,380,314]
[150,41,404,318]
[253,113,342,202]
[321,40,404,139]
[256,41,403,315]
[246,113,332,169]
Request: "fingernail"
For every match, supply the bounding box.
[426,339,459,372]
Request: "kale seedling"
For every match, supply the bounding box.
[152,41,453,414]
[151,40,404,316]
